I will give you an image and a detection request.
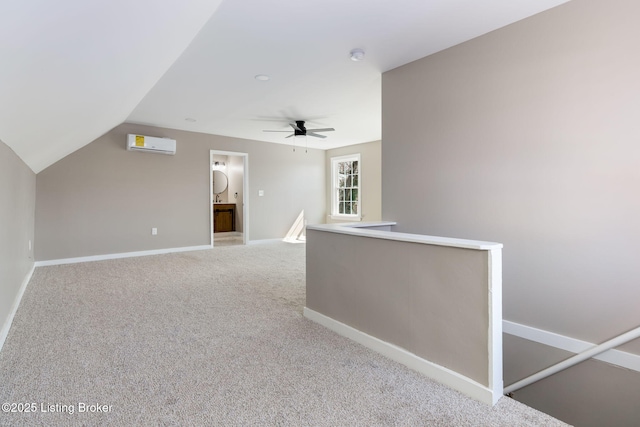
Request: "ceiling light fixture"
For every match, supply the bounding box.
[349,48,365,61]
[255,74,270,81]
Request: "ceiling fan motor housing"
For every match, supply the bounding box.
[294,120,307,136]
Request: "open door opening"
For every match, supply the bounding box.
[210,150,248,247]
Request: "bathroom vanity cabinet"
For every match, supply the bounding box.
[213,203,236,233]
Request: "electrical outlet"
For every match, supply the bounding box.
[258,190,264,196]
[152,228,158,235]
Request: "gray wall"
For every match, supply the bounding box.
[0,140,35,342]
[326,140,381,223]
[306,228,491,386]
[212,154,231,203]
[382,0,640,424]
[504,334,640,426]
[35,123,325,261]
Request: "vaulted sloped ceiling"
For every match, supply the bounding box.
[0,0,224,173]
[0,0,569,173]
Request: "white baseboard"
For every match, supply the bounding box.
[304,307,500,406]
[34,245,213,267]
[503,320,640,373]
[0,264,35,353]
[282,236,306,244]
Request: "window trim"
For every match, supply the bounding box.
[330,153,362,221]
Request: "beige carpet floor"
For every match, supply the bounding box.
[0,241,569,426]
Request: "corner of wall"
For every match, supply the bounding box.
[0,139,36,353]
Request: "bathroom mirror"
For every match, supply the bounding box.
[212,170,228,194]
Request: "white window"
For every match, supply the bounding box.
[331,154,361,220]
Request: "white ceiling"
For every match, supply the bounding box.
[1,0,569,173]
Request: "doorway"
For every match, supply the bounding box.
[210,150,248,246]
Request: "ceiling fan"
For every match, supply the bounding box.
[263,120,335,139]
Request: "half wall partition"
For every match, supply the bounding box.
[305,222,503,405]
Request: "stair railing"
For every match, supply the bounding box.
[504,325,640,395]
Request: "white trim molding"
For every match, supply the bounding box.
[487,249,504,403]
[210,150,249,246]
[329,215,363,222]
[34,245,212,267]
[304,307,501,406]
[0,264,35,353]
[330,153,362,221]
[503,320,640,373]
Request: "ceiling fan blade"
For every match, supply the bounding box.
[289,122,302,132]
[306,132,327,139]
[263,130,293,132]
[306,128,335,132]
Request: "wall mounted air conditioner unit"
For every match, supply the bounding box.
[126,134,176,155]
